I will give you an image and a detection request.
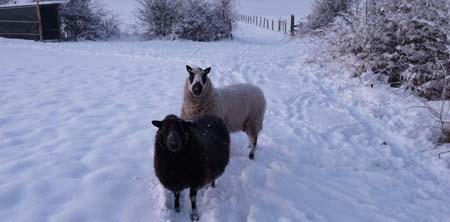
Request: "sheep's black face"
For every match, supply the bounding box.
[186,65,211,97]
[152,115,189,153]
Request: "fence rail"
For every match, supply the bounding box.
[238,14,302,36]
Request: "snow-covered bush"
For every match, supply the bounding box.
[319,0,450,100]
[306,0,352,30]
[136,0,235,41]
[136,0,182,39]
[60,0,120,41]
[176,0,214,41]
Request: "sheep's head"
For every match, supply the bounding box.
[186,65,211,97]
[152,115,192,152]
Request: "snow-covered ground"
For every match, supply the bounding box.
[1,23,450,222]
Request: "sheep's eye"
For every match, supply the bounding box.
[202,74,207,84]
[189,73,194,83]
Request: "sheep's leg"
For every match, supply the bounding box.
[248,137,257,160]
[244,129,258,160]
[243,120,259,160]
[174,192,180,212]
[189,188,200,221]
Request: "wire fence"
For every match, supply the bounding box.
[238,14,303,36]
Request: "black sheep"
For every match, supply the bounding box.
[151,114,230,221]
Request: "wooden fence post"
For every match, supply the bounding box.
[272,20,274,30]
[36,0,43,41]
[290,14,295,36]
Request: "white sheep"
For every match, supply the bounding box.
[181,65,266,159]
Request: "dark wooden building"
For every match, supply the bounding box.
[0,1,64,41]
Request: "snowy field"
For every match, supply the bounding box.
[1,23,450,222]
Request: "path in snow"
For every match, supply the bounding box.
[1,23,450,222]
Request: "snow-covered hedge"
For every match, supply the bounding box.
[136,0,235,41]
[307,0,450,100]
[306,0,352,30]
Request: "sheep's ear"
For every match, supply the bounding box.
[204,67,211,75]
[152,120,163,128]
[186,65,193,73]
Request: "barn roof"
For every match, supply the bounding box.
[0,1,66,9]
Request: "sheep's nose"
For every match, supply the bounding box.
[167,132,181,151]
[169,140,177,146]
[192,83,203,95]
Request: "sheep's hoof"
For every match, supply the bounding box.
[249,145,256,160]
[190,211,200,221]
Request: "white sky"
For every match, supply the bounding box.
[237,0,314,18]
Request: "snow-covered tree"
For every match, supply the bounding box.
[177,0,235,41]
[136,0,182,39]
[60,0,120,41]
[211,0,235,39]
[136,0,236,41]
[176,0,213,41]
[307,0,353,30]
